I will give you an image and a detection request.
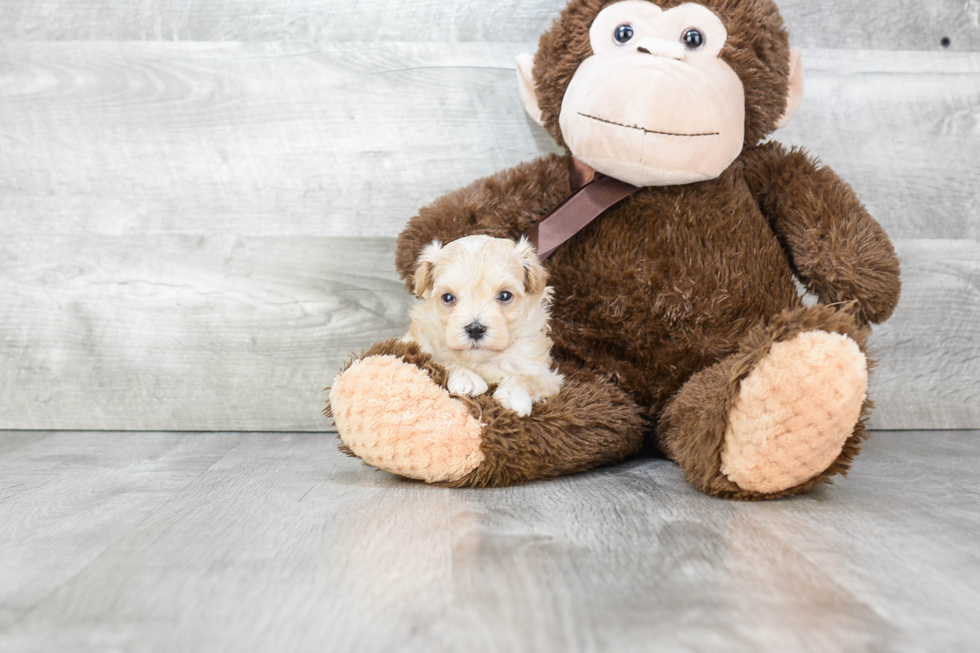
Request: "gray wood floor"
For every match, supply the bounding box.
[1,430,977,652]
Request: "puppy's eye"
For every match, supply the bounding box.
[441,293,456,305]
[497,291,513,303]
[613,24,634,45]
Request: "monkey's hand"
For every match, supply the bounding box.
[394,154,572,287]
[742,142,901,325]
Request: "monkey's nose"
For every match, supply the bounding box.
[634,37,686,60]
[465,322,487,341]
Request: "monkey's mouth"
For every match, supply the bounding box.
[577,112,720,138]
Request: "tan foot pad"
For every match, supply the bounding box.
[329,355,484,483]
[721,331,868,494]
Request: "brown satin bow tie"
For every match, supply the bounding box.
[526,158,640,260]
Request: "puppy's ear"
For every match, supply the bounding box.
[515,236,548,295]
[413,240,443,298]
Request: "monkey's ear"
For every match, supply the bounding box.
[413,240,442,299]
[515,236,548,294]
[775,47,804,130]
[516,53,544,128]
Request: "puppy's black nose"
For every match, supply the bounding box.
[465,322,487,341]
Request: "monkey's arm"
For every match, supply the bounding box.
[742,142,901,324]
[394,153,570,285]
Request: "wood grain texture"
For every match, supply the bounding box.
[0,42,545,239]
[1,44,977,240]
[1,43,977,430]
[0,0,977,51]
[0,430,977,651]
[775,49,980,241]
[871,239,980,430]
[1,236,977,431]
[0,236,413,431]
[0,431,245,630]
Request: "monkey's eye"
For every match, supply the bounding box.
[682,28,705,50]
[441,293,456,305]
[613,24,634,45]
[497,291,514,303]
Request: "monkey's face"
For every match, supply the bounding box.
[558,1,745,187]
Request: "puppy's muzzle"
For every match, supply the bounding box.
[465,322,488,342]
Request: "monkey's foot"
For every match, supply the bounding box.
[329,355,484,483]
[720,330,868,494]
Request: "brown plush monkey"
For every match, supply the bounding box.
[327,0,901,499]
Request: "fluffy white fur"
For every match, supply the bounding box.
[404,235,563,417]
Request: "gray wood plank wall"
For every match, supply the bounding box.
[1,1,978,431]
[1,0,978,50]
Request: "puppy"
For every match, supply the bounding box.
[404,235,563,417]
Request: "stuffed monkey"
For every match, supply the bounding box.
[326,0,901,499]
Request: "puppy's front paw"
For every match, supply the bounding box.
[447,368,489,396]
[494,384,533,417]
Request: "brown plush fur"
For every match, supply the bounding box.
[656,305,874,499]
[742,142,902,325]
[332,0,901,499]
[444,358,647,488]
[327,338,646,487]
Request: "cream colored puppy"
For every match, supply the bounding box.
[404,235,563,417]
